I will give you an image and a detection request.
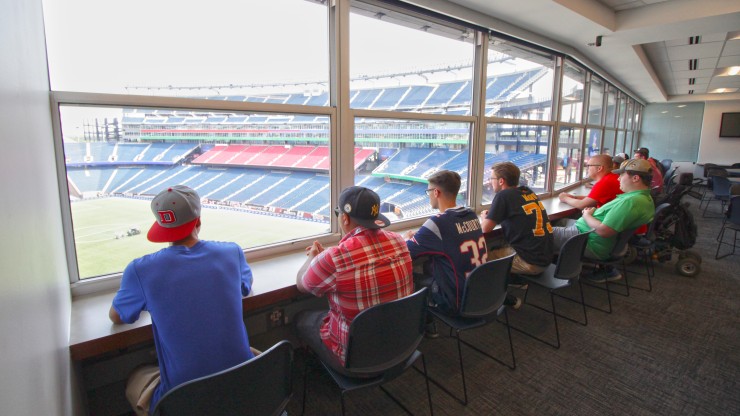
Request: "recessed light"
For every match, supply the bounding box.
[661,111,668,114]
[714,66,740,77]
[709,88,739,93]
[677,105,686,108]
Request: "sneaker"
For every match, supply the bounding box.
[424,322,440,339]
[586,267,623,283]
[504,294,522,310]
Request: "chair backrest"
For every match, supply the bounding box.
[609,227,641,260]
[703,163,718,177]
[554,230,593,280]
[729,196,740,226]
[458,254,515,318]
[647,203,672,240]
[153,340,293,416]
[660,159,673,175]
[344,287,427,374]
[712,176,732,196]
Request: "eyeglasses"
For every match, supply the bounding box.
[425,188,437,195]
[489,176,500,181]
[586,164,602,168]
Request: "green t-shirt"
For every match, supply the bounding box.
[575,189,654,259]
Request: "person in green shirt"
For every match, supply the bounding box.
[551,158,655,282]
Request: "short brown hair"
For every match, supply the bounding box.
[491,162,520,187]
[427,170,461,197]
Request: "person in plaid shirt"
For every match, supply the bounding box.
[295,186,413,368]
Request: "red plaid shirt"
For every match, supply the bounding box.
[300,226,413,364]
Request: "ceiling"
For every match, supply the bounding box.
[437,0,740,104]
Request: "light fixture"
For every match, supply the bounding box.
[714,66,740,77]
[709,88,739,93]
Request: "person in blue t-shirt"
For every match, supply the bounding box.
[110,185,255,416]
[405,170,488,316]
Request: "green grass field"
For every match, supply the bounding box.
[72,198,328,279]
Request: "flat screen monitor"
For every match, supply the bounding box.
[719,112,740,137]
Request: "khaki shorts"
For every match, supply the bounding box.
[488,246,545,275]
[125,365,160,416]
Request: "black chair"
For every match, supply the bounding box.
[715,195,740,259]
[581,227,641,313]
[152,340,293,416]
[627,203,671,292]
[301,288,433,416]
[660,159,673,175]
[511,230,593,349]
[425,254,515,405]
[703,175,734,217]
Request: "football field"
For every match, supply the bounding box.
[72,197,328,279]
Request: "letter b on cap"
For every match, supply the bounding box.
[158,210,177,224]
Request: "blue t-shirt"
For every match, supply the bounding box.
[406,207,488,314]
[112,240,255,412]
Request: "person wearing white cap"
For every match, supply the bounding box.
[109,185,256,415]
[551,159,655,282]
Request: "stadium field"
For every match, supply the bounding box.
[72,197,328,279]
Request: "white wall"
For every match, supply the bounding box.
[0,0,76,415]
[697,100,740,165]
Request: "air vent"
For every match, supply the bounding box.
[689,78,696,85]
[689,59,698,70]
[689,36,701,45]
[688,90,694,95]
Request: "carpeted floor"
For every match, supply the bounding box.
[291,196,740,416]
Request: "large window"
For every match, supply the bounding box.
[59,104,331,279]
[482,123,551,203]
[561,60,585,123]
[44,0,644,287]
[350,4,474,115]
[487,37,555,120]
[44,0,329,97]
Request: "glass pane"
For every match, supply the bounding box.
[583,128,602,180]
[605,86,617,128]
[588,77,604,125]
[60,105,331,279]
[617,95,627,129]
[353,118,471,221]
[45,0,329,100]
[482,123,551,204]
[603,129,616,156]
[486,37,555,120]
[625,100,634,131]
[615,130,626,155]
[554,126,583,190]
[350,4,474,114]
[561,61,585,123]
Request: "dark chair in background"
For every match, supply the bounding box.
[716,195,740,259]
[512,230,593,349]
[660,159,673,175]
[153,340,294,416]
[426,254,515,405]
[301,288,433,416]
[703,175,733,218]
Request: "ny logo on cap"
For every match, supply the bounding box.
[371,204,379,216]
[158,210,177,224]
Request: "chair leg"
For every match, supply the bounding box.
[716,227,738,259]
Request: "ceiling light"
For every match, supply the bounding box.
[677,105,686,108]
[714,66,740,77]
[661,111,668,114]
[709,88,739,93]
[727,31,740,41]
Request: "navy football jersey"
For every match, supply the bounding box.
[407,206,488,314]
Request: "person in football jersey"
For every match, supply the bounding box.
[405,170,488,316]
[480,162,555,306]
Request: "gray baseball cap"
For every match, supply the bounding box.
[147,185,201,242]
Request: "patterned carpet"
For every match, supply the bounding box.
[291,195,740,416]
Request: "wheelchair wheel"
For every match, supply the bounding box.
[679,249,702,264]
[675,257,700,277]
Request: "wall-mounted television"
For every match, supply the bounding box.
[719,112,740,137]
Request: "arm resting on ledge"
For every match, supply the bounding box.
[109,306,125,325]
[558,193,597,210]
